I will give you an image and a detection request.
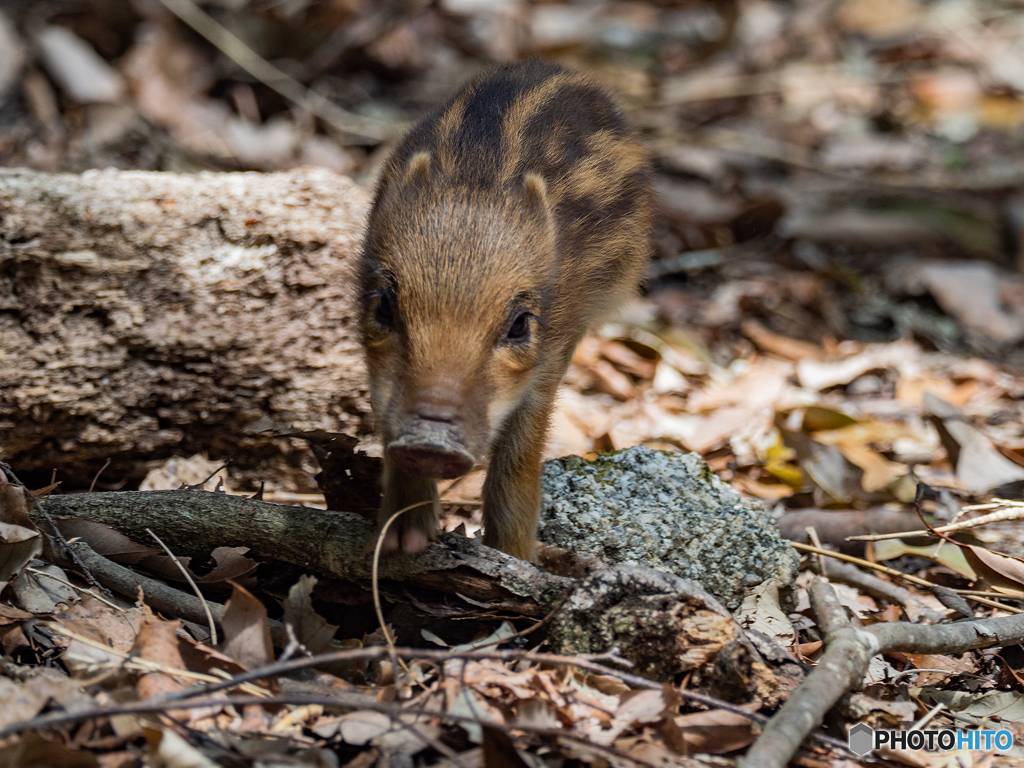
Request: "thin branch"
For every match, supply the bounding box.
[817,558,946,625]
[372,500,436,676]
[180,461,230,491]
[0,640,850,754]
[146,527,217,646]
[1,462,104,595]
[155,0,396,142]
[791,541,1022,613]
[0,692,690,768]
[152,647,777,729]
[88,458,111,493]
[49,623,267,696]
[848,503,1024,541]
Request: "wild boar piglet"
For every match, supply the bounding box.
[359,60,653,561]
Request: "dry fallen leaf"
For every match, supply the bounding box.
[797,342,918,391]
[925,393,1024,494]
[144,726,218,768]
[674,706,757,754]
[282,575,338,655]
[220,582,274,670]
[133,612,191,719]
[0,730,99,768]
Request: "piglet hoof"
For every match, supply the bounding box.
[376,496,438,556]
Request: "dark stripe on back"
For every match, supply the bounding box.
[453,62,563,157]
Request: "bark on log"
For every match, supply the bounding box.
[0,168,371,484]
[42,489,571,616]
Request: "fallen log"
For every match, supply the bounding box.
[41,488,799,705]
[0,167,371,485]
[42,489,571,616]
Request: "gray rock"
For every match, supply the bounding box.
[538,446,799,611]
[545,565,796,701]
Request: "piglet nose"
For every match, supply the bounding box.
[416,405,454,423]
[388,420,475,479]
[411,384,461,423]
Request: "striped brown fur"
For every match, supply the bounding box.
[359,60,652,561]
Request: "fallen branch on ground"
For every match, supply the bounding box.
[740,577,1024,768]
[42,489,571,616]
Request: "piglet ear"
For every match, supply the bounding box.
[522,172,548,211]
[403,151,431,185]
[522,172,556,244]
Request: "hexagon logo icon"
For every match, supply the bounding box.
[848,723,874,756]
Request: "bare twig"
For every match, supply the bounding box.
[167,647,771,727]
[805,526,826,575]
[848,502,1024,542]
[372,500,436,676]
[155,0,395,142]
[146,528,217,646]
[1,462,104,595]
[58,539,288,648]
[50,623,268,696]
[791,541,1022,613]
[816,558,946,625]
[88,458,111,493]
[1,692,664,768]
[0,642,849,755]
[180,461,230,491]
[301,0,425,79]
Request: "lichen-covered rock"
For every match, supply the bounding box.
[546,565,792,702]
[538,446,799,611]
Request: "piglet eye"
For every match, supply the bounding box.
[507,312,530,341]
[375,291,395,328]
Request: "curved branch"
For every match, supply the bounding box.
[741,578,1024,768]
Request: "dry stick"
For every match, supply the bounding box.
[849,503,1024,542]
[155,0,394,142]
[0,462,104,595]
[60,540,290,647]
[51,624,268,697]
[3,693,665,768]
[88,458,111,493]
[805,526,826,574]
[959,589,1024,600]
[0,644,848,754]
[739,577,1024,768]
[817,558,946,626]
[180,461,230,491]
[790,541,1022,614]
[58,540,224,628]
[372,500,437,677]
[888,668,982,683]
[146,528,218,646]
[55,540,281,646]
[198,647,843,753]
[301,0,416,79]
[156,648,766,726]
[912,482,962,549]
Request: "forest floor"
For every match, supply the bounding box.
[4,0,1024,766]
